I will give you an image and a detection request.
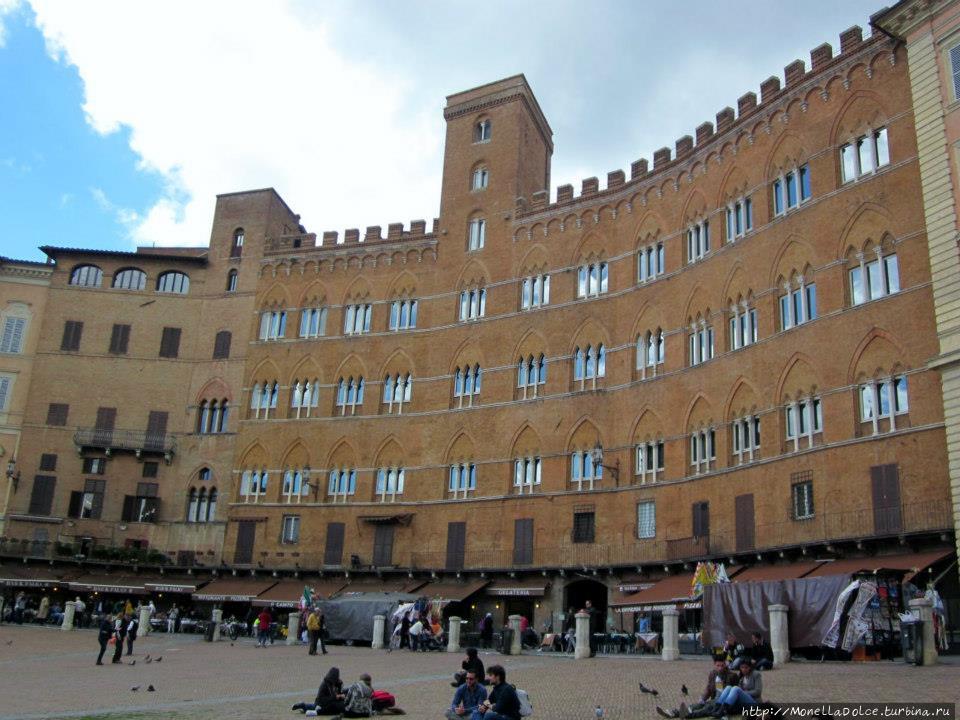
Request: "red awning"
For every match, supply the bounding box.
[69,575,148,595]
[192,578,277,602]
[417,579,489,602]
[733,561,827,583]
[611,572,698,611]
[805,550,955,579]
[252,579,349,608]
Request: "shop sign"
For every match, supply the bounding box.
[195,594,254,602]
[147,585,195,593]
[0,578,51,588]
[487,588,543,597]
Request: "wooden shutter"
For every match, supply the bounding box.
[951,44,960,100]
[67,491,82,519]
[234,520,256,564]
[445,521,466,571]
[0,377,10,411]
[94,407,116,446]
[145,411,168,450]
[213,331,231,359]
[39,454,57,471]
[109,324,130,354]
[871,464,902,535]
[692,501,710,538]
[513,518,534,565]
[159,327,181,358]
[60,320,83,351]
[28,475,56,516]
[47,403,69,426]
[89,480,105,519]
[121,495,136,522]
[734,494,755,552]
[373,524,395,566]
[0,317,25,353]
[324,522,345,565]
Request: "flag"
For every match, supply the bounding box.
[300,585,314,612]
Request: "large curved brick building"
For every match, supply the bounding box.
[3,19,956,631]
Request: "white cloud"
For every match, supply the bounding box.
[0,0,21,48]
[29,0,443,247]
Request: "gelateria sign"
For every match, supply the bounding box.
[486,586,546,597]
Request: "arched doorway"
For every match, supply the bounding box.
[563,578,609,633]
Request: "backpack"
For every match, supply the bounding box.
[516,688,533,717]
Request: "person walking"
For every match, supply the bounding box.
[96,614,114,665]
[167,604,179,634]
[126,615,138,656]
[480,613,493,649]
[317,608,328,654]
[257,607,273,647]
[36,595,50,624]
[112,614,128,664]
[307,608,321,656]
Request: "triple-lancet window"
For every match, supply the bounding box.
[382,373,412,414]
[517,354,547,399]
[453,364,481,408]
[773,166,811,215]
[449,462,476,499]
[841,128,890,182]
[726,197,753,241]
[290,379,320,418]
[344,304,372,335]
[513,457,541,495]
[260,310,286,340]
[239,469,268,503]
[249,381,278,419]
[731,415,761,465]
[299,307,327,338]
[686,220,710,263]
[577,262,608,298]
[336,376,365,415]
[785,396,822,451]
[780,274,817,330]
[859,375,909,435]
[573,344,605,389]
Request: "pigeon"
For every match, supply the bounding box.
[145,658,152,664]
[5,640,12,646]
[155,656,162,663]
[147,685,156,692]
[129,660,136,666]
[144,655,151,661]
[130,686,140,692]
[655,708,677,719]
[681,684,689,696]
[639,682,659,697]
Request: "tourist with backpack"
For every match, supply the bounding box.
[472,665,530,720]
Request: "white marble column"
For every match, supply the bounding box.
[139,604,151,637]
[61,601,76,632]
[508,614,522,655]
[211,608,223,642]
[908,598,938,666]
[371,614,385,650]
[447,616,461,653]
[661,607,679,661]
[768,603,790,666]
[287,611,300,646]
[574,611,591,660]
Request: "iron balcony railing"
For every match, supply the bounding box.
[73,427,176,456]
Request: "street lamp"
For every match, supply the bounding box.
[590,443,620,485]
[301,466,319,501]
[5,457,19,492]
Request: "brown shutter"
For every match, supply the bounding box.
[693,501,710,538]
[213,331,232,359]
[373,524,395,566]
[234,520,256,564]
[324,522,345,565]
[146,411,168,450]
[109,324,130,354]
[39,454,57,471]
[67,491,82,519]
[47,403,69,426]
[28,475,56,516]
[445,521,466,571]
[94,407,116,446]
[734,494,755,552]
[121,495,136,522]
[513,518,534,565]
[60,320,83,351]
[871,464,902,534]
[159,327,181,358]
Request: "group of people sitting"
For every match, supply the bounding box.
[447,655,525,720]
[292,667,405,718]
[656,633,775,718]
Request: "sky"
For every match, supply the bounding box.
[0,0,882,263]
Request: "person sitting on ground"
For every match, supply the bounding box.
[747,632,774,671]
[292,666,346,715]
[711,660,762,717]
[363,673,406,715]
[471,665,521,720]
[452,647,486,687]
[334,672,374,718]
[447,670,488,720]
[721,632,746,670]
[656,655,733,718]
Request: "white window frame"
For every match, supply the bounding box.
[725,197,753,241]
[290,379,320,418]
[459,288,486,321]
[688,321,714,366]
[841,128,890,183]
[521,274,550,310]
[859,375,909,435]
[773,165,811,216]
[240,470,268,503]
[448,463,476,499]
[513,457,542,495]
[728,302,758,351]
[389,300,418,331]
[336,376,364,416]
[634,440,664,484]
[0,315,27,354]
[779,276,817,330]
[517,354,547,399]
[281,469,306,503]
[638,242,665,282]
[476,119,491,143]
[636,330,664,379]
[0,374,13,413]
[570,450,602,491]
[731,415,761,465]
[281,515,300,544]
[453,364,481,408]
[249,381,278,419]
[472,167,489,191]
[849,250,900,306]
[327,469,357,503]
[573,344,606,390]
[785,396,823,451]
[376,467,405,503]
[343,304,372,335]
[637,500,656,539]
[383,372,412,414]
[468,219,486,251]
[259,310,287,341]
[792,481,815,520]
[686,220,710,263]
[299,307,327,338]
[689,428,716,474]
[576,262,609,298]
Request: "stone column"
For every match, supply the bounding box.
[661,607,679,661]
[62,601,76,632]
[371,614,385,650]
[908,598,938,666]
[768,603,790,666]
[211,608,222,642]
[508,614,522,655]
[447,616,461,653]
[139,604,151,637]
[0,596,5,624]
[574,611,591,660]
[287,611,300,646]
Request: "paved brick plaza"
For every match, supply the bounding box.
[0,624,956,720]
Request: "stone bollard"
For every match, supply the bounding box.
[287,611,300,646]
[768,604,790,666]
[372,615,385,650]
[908,598,938,666]
[508,614,522,655]
[447,615,461,653]
[574,611,591,660]
[62,601,76,632]
[139,604,151,637]
[212,608,223,642]
[661,607,679,661]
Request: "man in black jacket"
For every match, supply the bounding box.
[95,615,113,665]
[112,614,128,664]
[473,665,521,720]
[748,632,774,671]
[452,647,485,687]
